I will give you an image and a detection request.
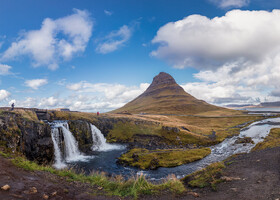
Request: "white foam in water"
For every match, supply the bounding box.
[61,126,90,162]
[90,124,125,151]
[50,121,91,169]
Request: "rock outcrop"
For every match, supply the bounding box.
[0,111,53,164]
[68,120,93,153]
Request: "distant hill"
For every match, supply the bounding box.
[259,101,280,107]
[111,72,233,115]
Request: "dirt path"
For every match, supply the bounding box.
[0,156,119,200]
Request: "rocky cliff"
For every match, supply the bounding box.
[0,111,53,164]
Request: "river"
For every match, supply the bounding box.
[53,117,280,180]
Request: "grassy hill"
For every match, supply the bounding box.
[111,72,238,115]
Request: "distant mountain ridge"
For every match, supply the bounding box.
[112,72,232,115]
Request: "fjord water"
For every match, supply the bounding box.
[51,117,280,180]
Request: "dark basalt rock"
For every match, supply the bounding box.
[0,112,53,164]
[162,126,180,133]
[149,157,160,170]
[68,120,93,153]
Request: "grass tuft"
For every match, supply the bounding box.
[182,162,225,190]
[252,128,280,151]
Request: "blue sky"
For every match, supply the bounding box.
[1,0,280,111]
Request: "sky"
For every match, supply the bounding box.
[1,0,280,112]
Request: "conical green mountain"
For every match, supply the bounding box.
[112,72,229,115]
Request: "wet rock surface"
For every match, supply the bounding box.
[68,120,93,153]
[234,137,255,144]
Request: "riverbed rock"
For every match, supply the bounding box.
[149,157,160,170]
[1,184,10,191]
[235,137,254,144]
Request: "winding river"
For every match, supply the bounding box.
[62,117,280,180]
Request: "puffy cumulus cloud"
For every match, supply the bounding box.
[38,96,58,108]
[151,9,280,70]
[181,61,280,106]
[0,64,12,75]
[0,90,10,101]
[1,9,93,70]
[151,9,280,105]
[65,81,149,111]
[67,81,149,101]
[96,25,132,54]
[25,79,48,90]
[11,82,149,112]
[209,0,249,8]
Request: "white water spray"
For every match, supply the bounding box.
[50,121,90,169]
[90,124,124,151]
[51,127,66,169]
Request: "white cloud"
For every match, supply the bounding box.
[104,10,113,16]
[67,81,149,101]
[65,81,149,111]
[96,25,132,54]
[8,82,149,112]
[39,96,58,107]
[151,9,280,105]
[0,64,12,75]
[0,90,10,101]
[209,0,250,8]
[151,9,280,70]
[1,9,93,70]
[25,79,48,90]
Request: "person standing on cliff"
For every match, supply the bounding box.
[11,103,14,111]
[97,112,99,116]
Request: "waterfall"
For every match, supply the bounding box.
[50,121,90,169]
[51,127,66,169]
[90,124,124,151]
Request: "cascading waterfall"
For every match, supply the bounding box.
[50,121,90,169]
[51,127,67,169]
[90,124,124,151]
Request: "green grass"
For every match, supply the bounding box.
[182,162,225,190]
[9,156,186,198]
[252,128,280,151]
[118,148,211,169]
[0,151,10,158]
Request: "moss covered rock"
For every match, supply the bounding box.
[118,147,211,170]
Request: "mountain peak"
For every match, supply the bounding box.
[111,72,226,115]
[151,72,177,87]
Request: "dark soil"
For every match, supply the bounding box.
[0,156,119,200]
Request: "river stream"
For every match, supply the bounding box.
[51,117,280,180]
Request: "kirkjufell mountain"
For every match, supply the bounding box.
[112,72,231,115]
